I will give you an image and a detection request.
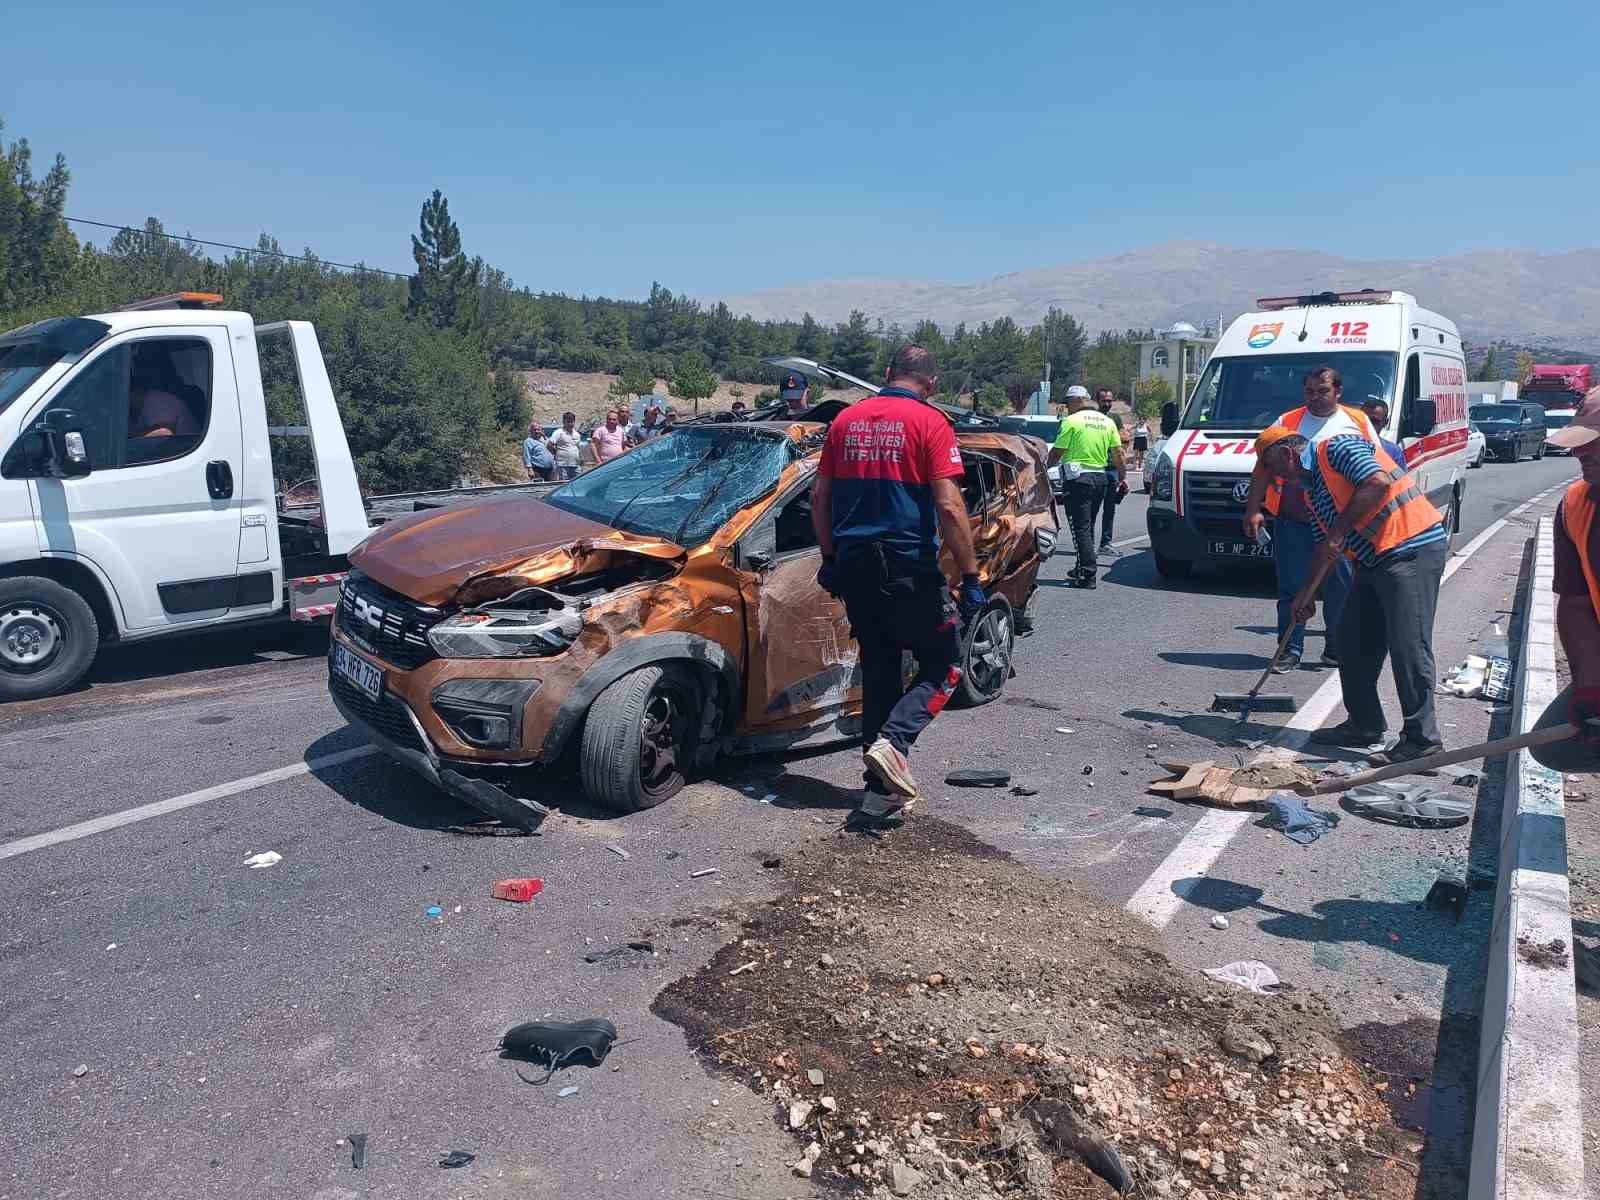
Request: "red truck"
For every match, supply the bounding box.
[1525,364,1595,454]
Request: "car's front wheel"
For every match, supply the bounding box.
[0,577,100,702]
[581,664,699,812]
[954,600,1014,707]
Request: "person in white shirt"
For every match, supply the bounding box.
[547,411,584,480]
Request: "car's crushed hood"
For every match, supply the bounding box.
[350,495,685,607]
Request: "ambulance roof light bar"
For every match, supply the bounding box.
[118,292,225,312]
[1255,289,1394,311]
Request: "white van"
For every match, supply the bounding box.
[1143,289,1470,579]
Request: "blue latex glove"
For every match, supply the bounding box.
[957,574,986,624]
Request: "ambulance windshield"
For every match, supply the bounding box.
[1179,352,1398,430]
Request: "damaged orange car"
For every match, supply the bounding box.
[328,395,1058,828]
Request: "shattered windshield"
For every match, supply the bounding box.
[545,426,795,547]
[1181,352,1397,430]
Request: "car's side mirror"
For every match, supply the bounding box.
[1403,398,1437,439]
[39,408,92,478]
[745,551,773,572]
[1160,402,1179,437]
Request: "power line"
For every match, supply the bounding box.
[64,216,413,280]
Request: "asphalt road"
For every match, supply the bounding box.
[0,454,1579,1200]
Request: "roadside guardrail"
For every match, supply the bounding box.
[1470,516,1586,1199]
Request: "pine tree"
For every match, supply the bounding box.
[831,310,877,378]
[407,189,481,331]
[670,349,718,414]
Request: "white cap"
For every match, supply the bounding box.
[1065,385,1090,400]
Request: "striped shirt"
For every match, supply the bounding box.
[1309,434,1446,567]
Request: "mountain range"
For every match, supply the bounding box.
[723,242,1600,354]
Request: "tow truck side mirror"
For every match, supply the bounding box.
[40,409,92,478]
[1160,402,1179,438]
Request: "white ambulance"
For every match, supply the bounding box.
[1143,289,1470,579]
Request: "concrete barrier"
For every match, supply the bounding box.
[1470,517,1586,1199]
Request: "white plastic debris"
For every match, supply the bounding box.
[1438,655,1488,698]
[558,1085,579,1097]
[243,851,282,869]
[1203,960,1281,995]
[1211,915,1230,930]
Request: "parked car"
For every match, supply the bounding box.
[996,413,1065,493]
[1465,422,1486,468]
[1543,409,1578,456]
[330,405,1058,827]
[1469,401,1547,462]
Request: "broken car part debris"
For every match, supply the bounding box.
[490,877,544,903]
[499,1019,619,1084]
[1341,784,1471,829]
[1424,873,1469,923]
[438,1150,475,1169]
[690,867,719,879]
[604,845,630,860]
[729,961,757,976]
[1028,1099,1132,1195]
[944,768,1011,788]
[584,941,654,964]
[243,851,282,869]
[1203,960,1282,995]
[349,1133,367,1170]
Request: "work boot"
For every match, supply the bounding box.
[1309,720,1386,747]
[1368,736,1446,766]
[1269,651,1301,675]
[1069,575,1098,590]
[845,789,915,832]
[864,737,919,799]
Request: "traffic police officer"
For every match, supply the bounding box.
[811,345,986,828]
[1046,385,1123,589]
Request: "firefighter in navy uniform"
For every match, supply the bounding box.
[811,345,986,829]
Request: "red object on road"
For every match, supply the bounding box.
[491,878,544,903]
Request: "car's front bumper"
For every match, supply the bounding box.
[329,671,552,830]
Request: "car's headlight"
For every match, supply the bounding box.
[427,608,583,658]
[1150,455,1175,501]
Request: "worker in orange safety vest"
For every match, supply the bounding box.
[1531,385,1600,772]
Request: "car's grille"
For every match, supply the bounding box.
[329,670,428,755]
[1184,471,1250,537]
[336,575,441,670]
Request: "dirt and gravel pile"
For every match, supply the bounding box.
[654,818,1421,1199]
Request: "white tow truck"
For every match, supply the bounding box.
[0,292,544,701]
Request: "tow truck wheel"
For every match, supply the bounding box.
[0,577,99,702]
[581,663,699,812]
[954,599,1014,708]
[1152,552,1193,580]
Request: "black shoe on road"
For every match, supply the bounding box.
[1368,737,1446,766]
[1269,652,1302,675]
[1309,721,1386,747]
[1068,575,1098,590]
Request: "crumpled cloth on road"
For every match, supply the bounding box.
[1203,960,1282,995]
[1261,792,1339,844]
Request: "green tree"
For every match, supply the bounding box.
[610,357,657,400]
[1039,308,1087,392]
[489,366,532,432]
[1002,372,1036,413]
[795,312,829,360]
[670,348,718,415]
[973,381,1009,415]
[831,309,877,378]
[1476,344,1498,380]
[407,189,481,331]
[1516,351,1535,383]
[1134,374,1173,421]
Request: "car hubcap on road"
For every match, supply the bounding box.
[0,603,63,673]
[967,608,1013,697]
[639,684,689,793]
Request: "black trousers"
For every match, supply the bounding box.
[1335,538,1448,744]
[838,550,963,786]
[1094,467,1120,546]
[1062,471,1107,575]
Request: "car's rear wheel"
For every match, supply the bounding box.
[954,600,1014,707]
[581,664,699,812]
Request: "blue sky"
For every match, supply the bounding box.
[8,0,1598,303]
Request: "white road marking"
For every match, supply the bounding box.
[0,746,376,862]
[1123,478,1570,929]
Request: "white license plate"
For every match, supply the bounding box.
[332,642,384,702]
[1209,539,1273,559]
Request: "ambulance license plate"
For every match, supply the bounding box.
[1209,539,1273,559]
[332,642,384,702]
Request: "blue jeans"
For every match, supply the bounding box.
[1274,518,1351,661]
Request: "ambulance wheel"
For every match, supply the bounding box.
[1153,552,1193,581]
[581,664,699,812]
[0,577,100,702]
[954,600,1014,708]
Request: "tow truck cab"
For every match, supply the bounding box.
[0,294,369,700]
[1143,289,1469,580]
[1525,364,1593,456]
